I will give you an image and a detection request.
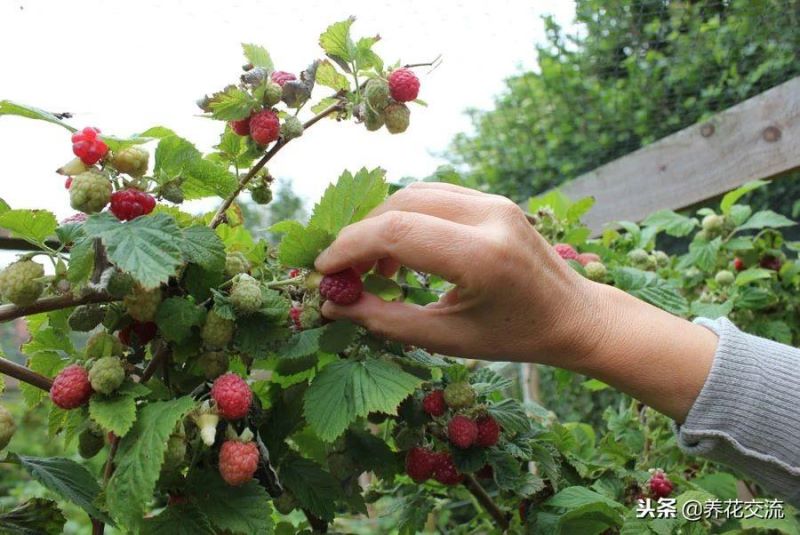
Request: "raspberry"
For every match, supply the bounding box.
[106,270,134,299]
[653,250,670,267]
[289,269,301,278]
[89,356,125,395]
[475,415,501,447]
[364,106,384,132]
[648,470,674,499]
[299,304,321,329]
[422,390,446,417]
[447,415,478,449]
[110,189,156,221]
[211,373,252,420]
[69,170,112,214]
[78,426,105,459]
[224,251,251,277]
[50,365,93,409]
[0,405,16,450]
[760,256,782,271]
[262,82,283,107]
[68,304,105,332]
[249,109,280,146]
[230,275,263,314]
[159,180,184,204]
[364,78,390,110]
[715,270,735,286]
[319,268,363,305]
[733,257,746,271]
[280,116,304,141]
[229,116,251,136]
[0,260,44,306]
[85,331,124,359]
[405,446,438,483]
[576,252,600,266]
[110,146,149,177]
[72,126,108,165]
[584,261,607,282]
[627,248,652,268]
[198,351,229,380]
[433,452,463,485]
[201,310,234,348]
[219,440,259,486]
[553,243,578,260]
[123,284,161,322]
[289,306,303,331]
[383,102,410,134]
[57,157,90,176]
[271,70,296,87]
[702,214,725,232]
[443,382,475,409]
[118,321,157,346]
[388,68,420,102]
[163,433,187,470]
[250,183,272,205]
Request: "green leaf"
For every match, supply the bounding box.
[557,501,624,533]
[0,209,57,245]
[0,498,66,535]
[84,212,184,288]
[208,86,258,121]
[316,60,350,91]
[304,359,423,441]
[20,352,65,407]
[0,100,76,131]
[735,267,773,285]
[154,135,237,200]
[66,238,94,284]
[683,237,722,272]
[277,223,333,268]
[279,456,341,520]
[10,454,113,525]
[106,397,195,528]
[235,316,289,358]
[278,327,325,359]
[344,428,399,479]
[155,297,205,342]
[566,197,595,223]
[363,273,403,300]
[142,503,215,535]
[242,43,274,70]
[545,486,625,512]
[309,168,389,235]
[738,210,795,231]
[318,319,359,353]
[185,470,273,534]
[354,36,383,71]
[180,225,226,273]
[89,392,137,436]
[720,180,769,214]
[319,17,356,65]
[640,209,697,237]
[488,398,533,434]
[630,284,689,316]
[528,189,572,219]
[258,287,291,321]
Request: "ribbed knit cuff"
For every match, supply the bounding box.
[675,317,800,505]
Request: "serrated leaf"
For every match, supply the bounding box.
[309,168,389,235]
[0,100,76,131]
[738,210,795,231]
[142,503,215,535]
[354,36,383,71]
[155,297,205,342]
[640,209,697,237]
[180,225,226,272]
[318,319,359,353]
[489,398,533,434]
[344,428,399,479]
[319,17,356,64]
[304,359,423,441]
[83,212,184,288]
[0,209,57,245]
[682,237,722,272]
[278,327,325,359]
[235,316,289,358]
[106,397,195,528]
[185,470,273,534]
[20,352,64,407]
[720,180,769,214]
[277,223,333,268]
[279,456,341,520]
[208,86,258,121]
[545,486,625,511]
[258,287,291,321]
[154,135,237,200]
[89,392,137,437]
[10,454,113,525]
[735,267,773,285]
[242,43,274,70]
[316,60,350,91]
[0,498,66,535]
[363,273,403,300]
[66,238,94,284]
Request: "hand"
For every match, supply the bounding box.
[314,182,602,365]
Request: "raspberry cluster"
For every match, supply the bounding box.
[405,447,463,486]
[72,127,108,165]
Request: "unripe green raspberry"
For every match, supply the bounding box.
[364,106,385,132]
[89,356,125,395]
[78,427,105,458]
[160,181,184,204]
[251,184,273,205]
[628,248,655,270]
[198,350,229,380]
[262,81,283,106]
[69,170,112,214]
[123,284,161,322]
[0,260,44,306]
[201,310,234,348]
[85,331,125,359]
[163,433,187,470]
[584,261,607,282]
[280,116,304,141]
[702,214,725,233]
[225,252,251,278]
[715,270,735,286]
[0,405,16,450]
[365,78,390,111]
[106,270,134,299]
[653,250,670,268]
[230,275,262,314]
[383,102,410,134]
[299,304,321,330]
[273,491,297,515]
[111,146,149,177]
[443,382,476,409]
[68,304,105,332]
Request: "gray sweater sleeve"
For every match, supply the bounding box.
[675,317,800,506]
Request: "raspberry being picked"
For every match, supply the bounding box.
[447,415,478,449]
[72,127,108,165]
[249,109,280,146]
[405,446,438,483]
[50,365,93,409]
[211,373,252,420]
[110,189,156,221]
[0,259,45,306]
[88,356,125,395]
[422,390,446,417]
[319,268,363,305]
[388,68,420,102]
[219,439,260,486]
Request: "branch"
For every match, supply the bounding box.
[0,356,52,391]
[140,346,169,383]
[92,434,120,535]
[403,54,443,70]
[208,100,346,229]
[463,474,510,532]
[0,292,117,324]
[302,509,328,533]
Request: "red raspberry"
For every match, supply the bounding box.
[249,109,280,146]
[50,365,93,409]
[229,116,251,136]
[288,268,301,278]
[576,252,601,266]
[65,177,73,189]
[760,256,782,271]
[648,470,674,498]
[118,321,157,346]
[519,499,530,522]
[271,70,296,87]
[218,440,259,486]
[387,68,420,102]
[433,452,463,485]
[405,446,438,483]
[733,257,746,271]
[110,189,156,221]
[289,306,303,331]
[71,127,108,165]
[422,390,446,417]
[475,415,501,447]
[211,373,252,420]
[319,268,363,305]
[447,415,478,449]
[553,243,578,260]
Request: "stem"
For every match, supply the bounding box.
[264,275,304,289]
[208,100,346,229]
[303,509,328,532]
[92,434,120,535]
[403,55,443,69]
[0,292,117,324]
[0,357,52,391]
[462,474,510,532]
[141,346,169,383]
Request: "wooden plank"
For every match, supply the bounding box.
[560,76,800,233]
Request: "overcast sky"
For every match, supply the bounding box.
[0,0,574,222]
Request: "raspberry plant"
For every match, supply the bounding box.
[0,18,797,535]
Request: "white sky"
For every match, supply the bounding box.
[0,0,574,221]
